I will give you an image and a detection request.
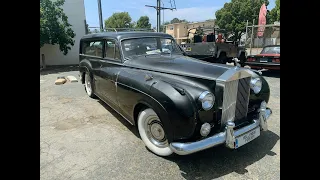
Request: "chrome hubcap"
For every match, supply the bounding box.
[85,74,92,95]
[150,123,165,140]
[144,116,168,148]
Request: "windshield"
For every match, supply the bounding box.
[260,46,280,54]
[121,37,183,59]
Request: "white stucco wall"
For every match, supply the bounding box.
[40,0,86,66]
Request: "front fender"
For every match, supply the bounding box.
[249,72,270,103]
[150,80,198,140]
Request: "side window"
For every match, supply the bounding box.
[82,41,103,57]
[105,39,121,61]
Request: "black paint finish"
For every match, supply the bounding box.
[79,32,270,143]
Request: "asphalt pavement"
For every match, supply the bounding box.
[40,66,280,180]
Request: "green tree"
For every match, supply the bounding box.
[269,0,280,23]
[215,0,269,43]
[170,18,180,23]
[195,26,204,36]
[170,18,188,24]
[40,0,75,55]
[136,16,151,29]
[105,12,133,29]
[85,23,90,34]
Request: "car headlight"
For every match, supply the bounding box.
[250,77,262,94]
[198,91,215,111]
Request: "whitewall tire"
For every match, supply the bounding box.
[84,72,96,98]
[137,108,173,156]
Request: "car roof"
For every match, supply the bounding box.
[81,31,173,41]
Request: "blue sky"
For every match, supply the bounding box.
[84,0,275,28]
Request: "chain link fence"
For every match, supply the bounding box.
[245,23,280,55]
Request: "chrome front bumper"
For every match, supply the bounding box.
[169,106,272,155]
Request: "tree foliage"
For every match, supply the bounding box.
[105,12,133,29]
[85,23,90,34]
[40,0,75,55]
[135,16,151,29]
[170,18,188,24]
[215,0,269,42]
[269,0,280,23]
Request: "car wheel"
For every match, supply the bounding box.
[137,108,173,156]
[239,53,246,67]
[84,71,96,98]
[218,53,227,64]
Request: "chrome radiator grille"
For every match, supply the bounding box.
[221,77,251,125]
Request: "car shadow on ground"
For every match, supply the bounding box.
[40,65,79,76]
[96,96,279,179]
[165,130,279,179]
[97,100,140,138]
[261,70,280,78]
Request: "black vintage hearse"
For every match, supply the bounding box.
[79,32,272,156]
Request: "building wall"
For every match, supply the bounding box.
[166,25,175,37]
[40,0,86,66]
[166,23,188,39]
[177,23,188,37]
[187,21,215,29]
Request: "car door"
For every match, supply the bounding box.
[98,38,122,108]
[81,39,104,96]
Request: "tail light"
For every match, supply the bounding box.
[247,57,256,62]
[272,58,280,63]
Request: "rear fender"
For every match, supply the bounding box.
[79,60,92,84]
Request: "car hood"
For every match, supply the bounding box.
[123,55,233,81]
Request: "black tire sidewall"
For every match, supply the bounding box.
[218,53,227,64]
[239,54,246,67]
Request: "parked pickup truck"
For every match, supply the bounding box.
[181,27,247,66]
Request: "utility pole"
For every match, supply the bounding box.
[145,0,176,32]
[97,0,104,31]
[161,0,164,32]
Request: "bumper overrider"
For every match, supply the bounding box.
[169,101,272,155]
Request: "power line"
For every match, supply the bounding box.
[170,0,176,9]
[145,0,176,32]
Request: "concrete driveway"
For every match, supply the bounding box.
[40,66,280,180]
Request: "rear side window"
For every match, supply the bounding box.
[82,41,103,57]
[105,39,121,61]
